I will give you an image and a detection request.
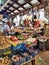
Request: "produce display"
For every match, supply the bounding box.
[0,56,12,65]
[0,27,38,65]
[11,52,34,64]
[22,33,29,39]
[26,38,36,43]
[0,36,11,49]
[45,24,49,37]
[0,4,47,65]
[21,52,33,61]
[9,40,23,46]
[23,52,32,58]
[12,55,25,62]
[11,36,18,41]
[17,34,25,40]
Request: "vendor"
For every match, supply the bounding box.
[3,21,11,35]
[24,19,29,27]
[29,20,33,27]
[34,14,40,28]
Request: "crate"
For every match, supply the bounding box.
[20,53,32,61]
[21,58,35,65]
[21,54,39,65]
[12,57,26,65]
[12,54,39,65]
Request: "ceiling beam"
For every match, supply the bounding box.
[38,0,43,3]
[4,6,10,10]
[24,0,33,6]
[7,3,21,13]
[12,0,27,11]
[13,3,45,16]
[3,0,45,18]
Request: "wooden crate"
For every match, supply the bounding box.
[21,54,40,65]
[21,58,35,65]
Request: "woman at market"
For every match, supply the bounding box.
[3,21,12,35]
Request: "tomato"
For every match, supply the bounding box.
[11,36,18,41]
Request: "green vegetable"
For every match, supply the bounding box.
[39,57,43,64]
[27,41,31,44]
[17,35,24,40]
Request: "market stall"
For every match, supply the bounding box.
[0,0,49,65]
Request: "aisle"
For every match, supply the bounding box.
[39,51,49,65]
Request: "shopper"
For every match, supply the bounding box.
[3,21,11,35]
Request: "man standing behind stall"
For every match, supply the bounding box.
[34,14,40,28]
[3,21,11,35]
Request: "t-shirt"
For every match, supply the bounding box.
[34,20,40,27]
[3,24,10,35]
[24,19,29,26]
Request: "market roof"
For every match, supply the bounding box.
[0,0,45,18]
